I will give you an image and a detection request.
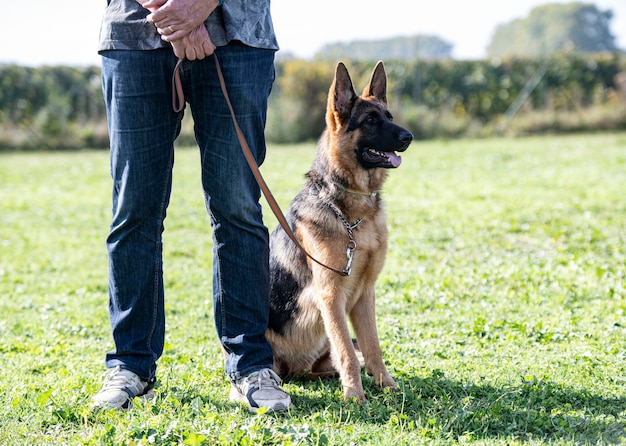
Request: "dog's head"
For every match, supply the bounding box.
[325,61,413,171]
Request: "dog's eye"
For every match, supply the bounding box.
[365,115,378,125]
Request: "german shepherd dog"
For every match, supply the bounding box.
[266,61,413,402]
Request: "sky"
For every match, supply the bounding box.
[1,0,625,66]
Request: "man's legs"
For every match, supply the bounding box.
[184,44,290,411]
[185,43,276,380]
[96,44,289,411]
[101,49,182,382]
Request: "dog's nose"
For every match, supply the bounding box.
[399,130,413,144]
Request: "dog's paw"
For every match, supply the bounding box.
[374,373,397,390]
[343,386,366,403]
[383,378,398,390]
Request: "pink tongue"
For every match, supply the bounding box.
[389,152,402,167]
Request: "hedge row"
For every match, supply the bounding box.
[1,52,624,149]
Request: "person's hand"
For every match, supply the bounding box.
[141,0,220,43]
[137,0,165,13]
[170,25,216,60]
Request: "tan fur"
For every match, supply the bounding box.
[266,61,412,402]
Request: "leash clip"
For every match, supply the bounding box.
[344,240,357,276]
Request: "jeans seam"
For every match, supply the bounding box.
[212,211,231,380]
[149,160,172,371]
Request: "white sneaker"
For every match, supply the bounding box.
[91,366,156,410]
[229,368,291,412]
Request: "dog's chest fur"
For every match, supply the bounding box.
[270,183,387,326]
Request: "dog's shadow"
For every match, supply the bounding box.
[289,370,626,443]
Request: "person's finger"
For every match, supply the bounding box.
[171,40,185,59]
[202,39,216,57]
[159,27,188,42]
[185,45,198,61]
[146,0,216,31]
[157,24,175,35]
[146,11,160,23]
[138,0,165,13]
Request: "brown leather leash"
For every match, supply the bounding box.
[172,55,350,276]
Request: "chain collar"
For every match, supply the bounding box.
[314,182,364,276]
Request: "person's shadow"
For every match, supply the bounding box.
[292,369,626,443]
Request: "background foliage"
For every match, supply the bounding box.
[1,52,624,150]
[0,64,107,150]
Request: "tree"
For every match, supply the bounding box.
[316,35,453,61]
[487,2,617,59]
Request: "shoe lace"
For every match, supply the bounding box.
[102,367,142,390]
[250,368,282,390]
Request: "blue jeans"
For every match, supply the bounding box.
[101,43,276,382]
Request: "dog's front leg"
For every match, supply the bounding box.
[349,287,397,390]
[319,296,366,402]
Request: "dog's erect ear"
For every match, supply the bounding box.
[327,62,357,128]
[362,61,387,105]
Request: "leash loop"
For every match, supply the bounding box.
[172,58,185,112]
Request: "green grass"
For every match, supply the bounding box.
[1,133,625,445]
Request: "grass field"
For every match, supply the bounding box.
[1,132,625,445]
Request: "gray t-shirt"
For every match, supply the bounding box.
[98,0,279,52]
